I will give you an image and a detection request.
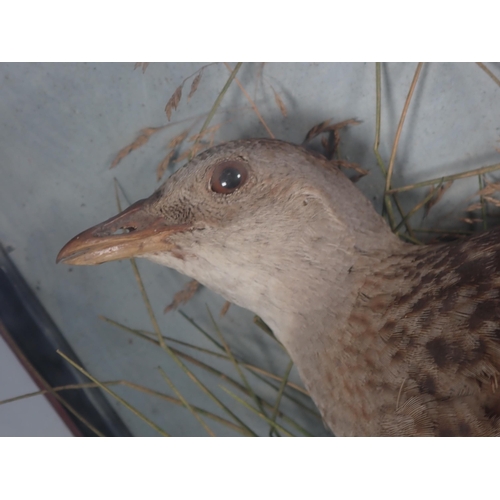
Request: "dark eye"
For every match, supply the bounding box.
[210,161,248,194]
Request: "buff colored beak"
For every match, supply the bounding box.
[56,196,189,266]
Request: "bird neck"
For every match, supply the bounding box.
[261,232,405,436]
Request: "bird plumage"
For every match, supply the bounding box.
[58,139,500,436]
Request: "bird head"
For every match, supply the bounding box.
[57,139,396,339]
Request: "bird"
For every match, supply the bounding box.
[57,138,500,436]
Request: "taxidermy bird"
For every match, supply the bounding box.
[58,139,500,436]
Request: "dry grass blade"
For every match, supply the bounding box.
[113,177,130,208]
[0,382,105,406]
[394,180,444,232]
[102,315,318,433]
[373,62,497,241]
[374,63,420,241]
[156,350,257,435]
[475,182,500,197]
[466,202,483,212]
[321,136,330,155]
[220,387,293,437]
[206,305,268,418]
[100,315,226,359]
[178,310,225,351]
[331,159,369,180]
[271,85,287,117]
[110,126,165,169]
[0,379,249,435]
[461,217,483,224]
[373,62,397,231]
[26,376,104,436]
[191,62,243,154]
[384,62,424,193]
[414,228,473,236]
[188,123,224,144]
[478,174,488,230]
[303,118,361,144]
[134,62,150,73]
[158,367,215,436]
[269,359,294,436]
[165,85,183,121]
[209,130,220,150]
[253,315,278,341]
[164,279,200,313]
[304,119,332,143]
[168,129,190,150]
[102,314,314,408]
[0,323,105,436]
[111,114,203,176]
[220,301,231,317]
[134,381,250,435]
[484,196,500,207]
[386,162,500,194]
[174,143,205,164]
[241,363,310,398]
[243,369,320,431]
[57,350,170,436]
[178,312,311,397]
[188,72,202,102]
[424,180,453,218]
[397,232,424,245]
[476,62,500,88]
[176,312,313,403]
[373,62,383,167]
[131,256,163,338]
[164,63,219,122]
[255,63,266,95]
[223,62,275,138]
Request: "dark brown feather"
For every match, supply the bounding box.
[349,228,500,435]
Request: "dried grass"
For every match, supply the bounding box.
[164,279,200,314]
[134,62,150,73]
[110,126,165,169]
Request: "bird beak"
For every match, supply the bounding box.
[56,195,190,266]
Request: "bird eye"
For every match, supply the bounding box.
[210,161,249,194]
